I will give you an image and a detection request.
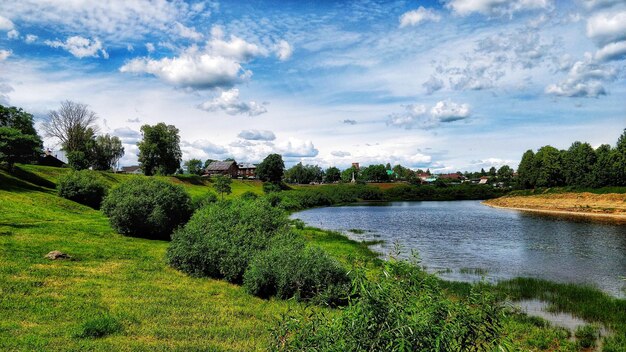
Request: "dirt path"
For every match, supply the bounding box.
[483,192,626,223]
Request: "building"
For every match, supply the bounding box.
[38,149,66,167]
[205,160,238,178]
[237,163,257,178]
[120,166,142,174]
[478,176,490,185]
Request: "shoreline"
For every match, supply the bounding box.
[483,202,626,223]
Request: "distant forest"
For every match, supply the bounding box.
[517,129,626,189]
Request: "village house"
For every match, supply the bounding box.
[38,149,66,168]
[205,160,238,178]
[237,163,257,179]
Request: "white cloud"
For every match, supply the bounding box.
[25,34,37,43]
[388,100,471,129]
[0,15,13,30]
[429,100,471,122]
[586,11,626,47]
[7,29,19,39]
[583,0,624,10]
[198,88,267,116]
[0,49,11,61]
[594,41,626,62]
[399,7,441,27]
[331,150,351,157]
[44,36,106,58]
[469,158,513,169]
[112,127,141,143]
[278,138,319,158]
[145,42,155,53]
[208,31,266,61]
[343,119,357,125]
[423,75,444,94]
[174,22,203,41]
[238,129,276,141]
[545,55,617,97]
[189,139,228,155]
[445,0,551,16]
[275,40,293,61]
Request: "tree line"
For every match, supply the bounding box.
[517,130,626,189]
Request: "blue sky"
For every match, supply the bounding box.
[0,0,624,170]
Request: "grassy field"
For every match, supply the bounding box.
[2,165,623,351]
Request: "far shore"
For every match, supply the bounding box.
[483,202,626,223]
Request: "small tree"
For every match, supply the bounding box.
[184,159,204,175]
[42,100,99,154]
[137,122,182,176]
[256,153,284,183]
[0,105,43,170]
[213,175,232,200]
[92,134,124,171]
[325,166,341,183]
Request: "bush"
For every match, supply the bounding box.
[243,233,349,303]
[57,170,108,209]
[272,259,505,351]
[167,199,289,283]
[191,191,218,211]
[101,178,192,239]
[263,182,282,194]
[575,324,599,348]
[240,191,259,201]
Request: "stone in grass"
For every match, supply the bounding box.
[45,250,71,260]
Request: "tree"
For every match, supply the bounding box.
[517,150,537,189]
[341,166,359,182]
[535,145,564,187]
[325,166,341,183]
[41,100,99,153]
[256,154,284,183]
[0,105,42,170]
[488,167,497,176]
[496,165,514,185]
[213,174,232,200]
[284,163,323,184]
[562,141,596,187]
[184,159,204,176]
[92,134,124,171]
[592,144,614,187]
[137,123,182,176]
[614,129,626,186]
[360,164,389,182]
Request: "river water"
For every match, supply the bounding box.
[292,201,626,297]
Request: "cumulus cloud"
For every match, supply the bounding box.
[545,55,617,97]
[278,138,319,158]
[586,10,626,62]
[445,0,551,17]
[44,36,107,58]
[594,41,626,62]
[469,158,513,169]
[399,7,441,27]
[25,34,37,43]
[174,22,202,41]
[0,49,11,61]
[388,100,471,129]
[238,129,276,141]
[188,139,228,155]
[0,82,13,105]
[112,127,141,143]
[0,15,13,30]
[331,150,351,157]
[423,75,444,94]
[343,119,357,125]
[7,29,18,39]
[198,88,267,116]
[121,29,269,90]
[275,40,293,61]
[145,42,155,53]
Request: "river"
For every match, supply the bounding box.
[292,200,626,297]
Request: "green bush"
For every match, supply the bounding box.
[243,233,349,303]
[74,314,122,338]
[57,170,108,209]
[272,259,505,351]
[101,178,192,239]
[240,191,259,201]
[167,199,289,283]
[191,191,218,211]
[575,324,599,348]
[263,182,282,194]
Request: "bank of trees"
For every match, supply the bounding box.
[0,105,42,170]
[517,130,626,189]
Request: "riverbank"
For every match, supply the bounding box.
[483,192,626,223]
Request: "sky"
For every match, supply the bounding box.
[0,0,624,171]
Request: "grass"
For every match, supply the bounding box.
[0,165,367,351]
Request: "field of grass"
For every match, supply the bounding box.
[2,165,623,350]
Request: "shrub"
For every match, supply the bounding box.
[74,314,122,338]
[191,191,218,211]
[101,178,192,239]
[263,182,282,194]
[167,199,289,283]
[57,170,108,209]
[272,259,505,351]
[240,191,259,201]
[575,324,599,348]
[243,233,349,303]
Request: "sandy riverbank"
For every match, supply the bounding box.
[483,192,626,223]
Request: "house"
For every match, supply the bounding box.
[205,160,238,178]
[120,166,142,174]
[237,163,257,178]
[478,176,490,185]
[38,149,66,167]
[417,173,437,183]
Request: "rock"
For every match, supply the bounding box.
[45,250,71,260]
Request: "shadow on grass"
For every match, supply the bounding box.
[0,172,50,193]
[9,166,56,189]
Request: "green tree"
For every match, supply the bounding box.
[256,153,284,183]
[184,159,204,176]
[137,123,182,176]
[535,145,564,187]
[614,129,626,186]
[563,141,596,187]
[488,166,497,176]
[496,165,514,185]
[517,150,537,189]
[0,105,43,170]
[592,144,614,187]
[213,174,232,200]
[341,166,359,182]
[284,163,323,184]
[361,164,389,182]
[324,166,341,183]
[92,134,124,171]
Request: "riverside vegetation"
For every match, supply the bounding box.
[1,164,625,351]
